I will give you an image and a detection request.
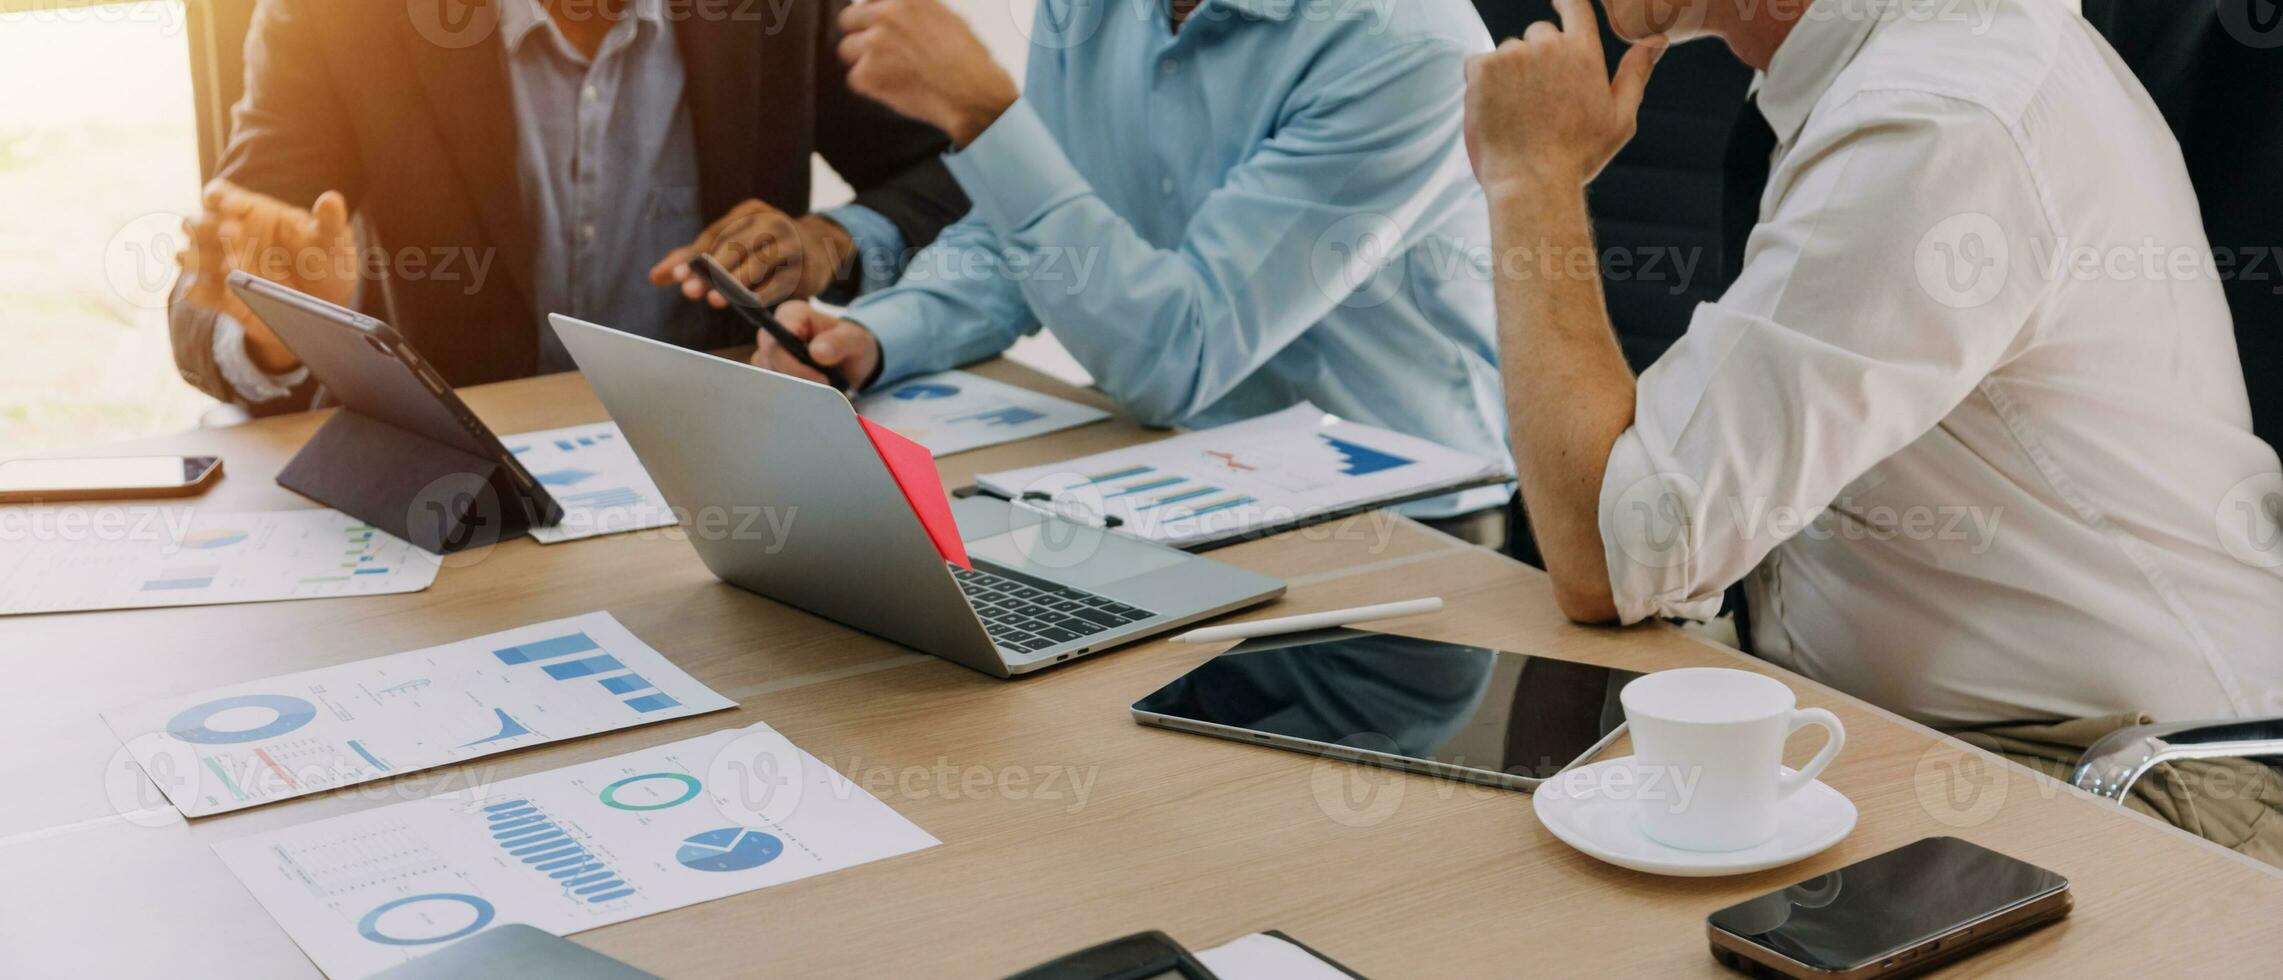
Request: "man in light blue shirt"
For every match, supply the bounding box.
[758,0,1514,523]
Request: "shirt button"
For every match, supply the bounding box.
[582,223,597,241]
[583,85,599,103]
[1159,177,1176,196]
[1161,59,1180,78]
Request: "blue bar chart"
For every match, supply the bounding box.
[103,611,734,817]
[507,422,678,544]
[481,798,637,904]
[491,629,694,716]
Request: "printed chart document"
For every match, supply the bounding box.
[506,422,678,544]
[0,507,440,615]
[856,369,1109,457]
[102,612,733,817]
[215,723,938,978]
[977,403,1506,549]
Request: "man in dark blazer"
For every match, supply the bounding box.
[171,0,966,414]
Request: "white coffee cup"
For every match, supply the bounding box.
[1619,668,1845,852]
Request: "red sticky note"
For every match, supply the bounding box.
[859,417,971,570]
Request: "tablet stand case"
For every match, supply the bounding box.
[278,408,543,555]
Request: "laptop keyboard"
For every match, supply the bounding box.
[952,562,1156,654]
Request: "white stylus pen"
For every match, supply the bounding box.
[1169,597,1445,644]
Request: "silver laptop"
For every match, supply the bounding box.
[549,315,1285,678]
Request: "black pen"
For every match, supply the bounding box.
[690,253,850,391]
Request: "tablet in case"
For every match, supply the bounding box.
[228,273,561,554]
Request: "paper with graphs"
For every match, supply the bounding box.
[857,369,1108,457]
[978,403,1504,548]
[101,612,732,816]
[506,422,679,544]
[0,507,440,615]
[214,722,937,978]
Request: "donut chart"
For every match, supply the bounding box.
[355,893,495,946]
[166,694,318,745]
[600,772,702,811]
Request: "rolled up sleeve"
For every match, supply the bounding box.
[1595,91,2055,623]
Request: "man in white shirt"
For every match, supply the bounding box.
[1464,0,2283,854]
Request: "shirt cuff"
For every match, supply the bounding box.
[212,311,310,404]
[817,203,908,303]
[1597,427,1725,625]
[942,99,1089,236]
[843,287,952,392]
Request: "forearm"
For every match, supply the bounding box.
[1489,178,1636,622]
[846,218,1037,389]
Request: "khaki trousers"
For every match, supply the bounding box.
[1951,713,2283,870]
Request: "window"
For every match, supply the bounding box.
[0,0,215,452]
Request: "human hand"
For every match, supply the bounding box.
[652,201,856,308]
[749,300,882,392]
[1464,0,1665,196]
[179,180,355,373]
[837,0,1020,148]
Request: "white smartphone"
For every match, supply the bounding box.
[0,455,223,504]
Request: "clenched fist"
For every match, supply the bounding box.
[837,0,1020,148]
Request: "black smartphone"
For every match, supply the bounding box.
[0,455,221,503]
[1003,931,1219,980]
[689,253,848,391]
[1708,837,2071,979]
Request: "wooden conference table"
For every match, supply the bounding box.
[2,359,2278,978]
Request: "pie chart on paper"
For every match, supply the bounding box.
[675,827,783,872]
[891,382,961,401]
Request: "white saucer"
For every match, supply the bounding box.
[1532,756,1856,877]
